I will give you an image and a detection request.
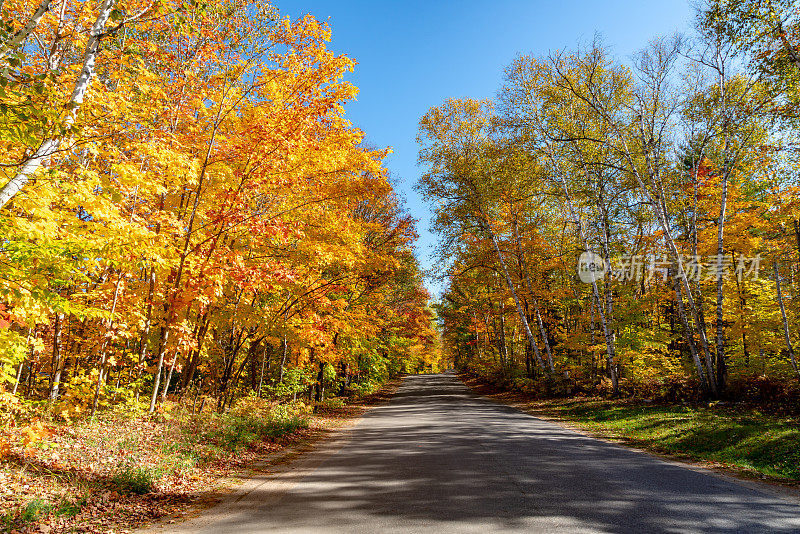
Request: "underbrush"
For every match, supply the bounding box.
[462,368,800,414]
[1,496,87,532]
[112,461,165,494]
[0,394,314,532]
[0,373,402,534]
[314,397,346,414]
[187,398,310,456]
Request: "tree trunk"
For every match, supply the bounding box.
[314,360,324,403]
[92,269,123,416]
[12,356,24,396]
[714,149,730,392]
[179,310,211,391]
[149,325,169,413]
[673,267,707,389]
[48,312,65,403]
[535,307,554,372]
[0,0,117,209]
[0,0,52,58]
[511,215,554,373]
[774,260,800,379]
[480,211,547,373]
[135,266,156,402]
[161,353,177,402]
[257,343,270,397]
[555,169,618,392]
[794,219,800,267]
[278,334,288,384]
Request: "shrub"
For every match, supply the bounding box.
[265,368,315,399]
[19,498,52,524]
[112,461,162,494]
[727,376,800,414]
[346,380,380,397]
[196,399,310,453]
[55,497,85,518]
[316,397,345,413]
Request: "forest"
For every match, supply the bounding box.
[0,0,445,527]
[0,0,441,420]
[3,0,800,530]
[423,0,800,403]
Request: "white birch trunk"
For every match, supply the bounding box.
[0,0,116,209]
[773,260,800,379]
[0,0,51,57]
[552,161,618,392]
[481,213,547,373]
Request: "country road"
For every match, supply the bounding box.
[152,373,800,533]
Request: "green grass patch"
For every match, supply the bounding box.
[193,402,310,454]
[19,498,52,524]
[208,413,308,452]
[535,399,800,481]
[112,461,163,494]
[1,495,86,531]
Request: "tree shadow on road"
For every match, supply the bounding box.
[165,373,800,533]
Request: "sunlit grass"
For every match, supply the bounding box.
[535,399,800,480]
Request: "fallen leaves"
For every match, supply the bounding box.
[1,388,396,533]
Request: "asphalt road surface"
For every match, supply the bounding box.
[159,372,800,533]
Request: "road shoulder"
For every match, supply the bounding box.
[459,373,800,505]
[136,380,400,533]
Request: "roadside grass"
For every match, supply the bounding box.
[526,398,800,481]
[0,398,313,532]
[0,382,400,533]
[1,494,88,532]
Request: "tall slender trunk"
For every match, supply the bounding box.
[278,334,288,384]
[598,203,617,384]
[774,260,800,379]
[524,341,533,378]
[148,119,220,414]
[589,294,596,345]
[161,353,177,402]
[13,359,24,395]
[630,128,717,394]
[149,325,169,412]
[479,207,546,372]
[715,69,730,392]
[0,0,117,209]
[180,309,212,392]
[673,267,707,388]
[498,304,509,370]
[48,312,65,403]
[511,215,554,373]
[314,360,324,404]
[12,328,32,396]
[657,187,717,395]
[555,169,618,392]
[535,308,553,372]
[12,340,27,396]
[135,266,156,402]
[734,254,751,367]
[687,151,715,393]
[257,343,269,397]
[794,220,800,267]
[92,269,123,415]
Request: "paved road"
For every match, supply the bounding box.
[163,372,800,533]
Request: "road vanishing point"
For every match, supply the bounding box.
[154,372,800,533]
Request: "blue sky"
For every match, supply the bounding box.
[275,0,695,296]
